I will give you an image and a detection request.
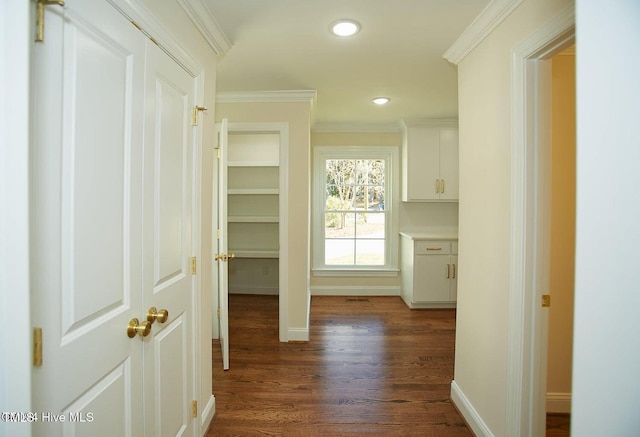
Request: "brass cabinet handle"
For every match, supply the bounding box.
[447,264,450,278]
[127,318,151,338]
[440,179,445,193]
[215,253,235,262]
[435,179,440,194]
[425,247,442,251]
[147,307,169,324]
[453,264,456,279]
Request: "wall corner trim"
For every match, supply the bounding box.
[443,0,524,65]
[176,0,232,55]
[450,381,495,437]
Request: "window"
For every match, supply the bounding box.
[313,146,399,274]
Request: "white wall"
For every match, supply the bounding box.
[0,1,32,436]
[572,1,640,435]
[452,0,572,434]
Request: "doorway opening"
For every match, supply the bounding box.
[505,5,574,436]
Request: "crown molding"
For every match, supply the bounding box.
[176,0,232,55]
[217,90,317,104]
[311,122,402,133]
[108,0,203,75]
[400,118,458,128]
[443,0,524,65]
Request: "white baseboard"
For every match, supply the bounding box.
[310,285,400,296]
[288,327,309,342]
[200,394,215,437]
[450,380,494,437]
[546,392,571,413]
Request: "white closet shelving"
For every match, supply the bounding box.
[227,132,280,261]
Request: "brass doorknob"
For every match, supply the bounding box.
[147,307,169,324]
[127,318,151,338]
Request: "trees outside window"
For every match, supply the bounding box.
[313,146,398,273]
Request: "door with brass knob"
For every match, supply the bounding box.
[128,318,152,338]
[140,40,197,437]
[147,307,169,324]
[31,2,200,436]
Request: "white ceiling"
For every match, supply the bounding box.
[205,0,489,130]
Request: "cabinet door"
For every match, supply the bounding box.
[450,255,458,301]
[439,127,459,200]
[414,254,451,302]
[405,127,440,200]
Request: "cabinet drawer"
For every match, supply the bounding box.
[415,241,451,255]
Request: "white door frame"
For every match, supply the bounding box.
[0,1,32,436]
[506,5,574,436]
[219,121,290,342]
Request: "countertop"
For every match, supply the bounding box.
[399,227,458,240]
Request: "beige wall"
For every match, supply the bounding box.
[547,53,575,399]
[141,0,218,424]
[310,131,458,291]
[454,0,572,434]
[216,101,312,331]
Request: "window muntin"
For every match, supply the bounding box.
[324,159,385,266]
[313,146,398,274]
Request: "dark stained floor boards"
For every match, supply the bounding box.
[209,294,569,436]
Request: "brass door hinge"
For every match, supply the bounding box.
[542,294,551,308]
[216,229,221,239]
[191,400,198,418]
[217,308,221,319]
[191,256,197,275]
[216,148,221,159]
[192,106,207,126]
[36,0,65,43]
[33,328,43,366]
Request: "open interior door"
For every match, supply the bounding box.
[216,118,230,370]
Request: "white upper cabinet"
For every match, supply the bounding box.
[401,120,459,201]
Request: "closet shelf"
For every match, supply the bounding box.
[229,250,279,259]
[228,216,279,223]
[228,161,279,167]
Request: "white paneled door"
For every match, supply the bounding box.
[31,1,197,436]
[142,41,196,437]
[216,119,230,370]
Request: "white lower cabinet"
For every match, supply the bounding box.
[400,234,458,308]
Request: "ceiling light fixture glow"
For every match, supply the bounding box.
[372,97,390,105]
[330,19,360,37]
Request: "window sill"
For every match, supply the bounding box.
[312,268,400,278]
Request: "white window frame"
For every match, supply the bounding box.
[312,145,399,276]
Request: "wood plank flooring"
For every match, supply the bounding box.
[209,295,471,436]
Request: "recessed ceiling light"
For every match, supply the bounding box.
[372,97,390,105]
[330,19,360,37]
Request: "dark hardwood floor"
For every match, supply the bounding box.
[209,294,570,436]
[209,295,471,436]
[546,413,571,436]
